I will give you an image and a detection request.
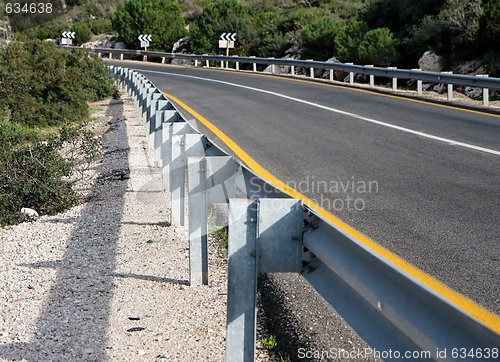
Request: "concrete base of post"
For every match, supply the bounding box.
[412,69,423,96]
[345,63,354,85]
[143,55,148,62]
[442,71,453,101]
[108,53,112,59]
[388,67,397,90]
[236,62,239,70]
[366,65,374,87]
[120,54,124,61]
[477,75,490,107]
[291,65,295,76]
[329,69,333,82]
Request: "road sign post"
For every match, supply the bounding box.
[61,31,75,46]
[219,33,236,67]
[138,34,152,52]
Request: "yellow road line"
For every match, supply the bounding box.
[163,90,500,334]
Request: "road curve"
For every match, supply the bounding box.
[110,60,500,316]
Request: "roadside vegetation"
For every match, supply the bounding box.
[11,0,500,73]
[0,40,115,226]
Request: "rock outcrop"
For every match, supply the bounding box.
[418,51,443,72]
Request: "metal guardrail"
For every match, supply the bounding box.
[109,65,500,362]
[81,45,500,108]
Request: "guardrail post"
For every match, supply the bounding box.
[366,65,374,87]
[171,133,205,225]
[97,52,101,58]
[161,119,187,191]
[329,69,333,82]
[235,57,240,71]
[187,155,239,286]
[152,99,169,162]
[187,156,209,285]
[477,74,489,106]
[442,71,453,101]
[346,63,354,84]
[108,52,112,60]
[291,65,295,76]
[269,58,275,74]
[226,199,258,362]
[388,67,397,90]
[250,56,256,72]
[412,69,423,96]
[220,60,224,68]
[226,198,303,362]
[120,53,124,61]
[307,60,314,78]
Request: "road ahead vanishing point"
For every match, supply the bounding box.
[111,59,500,336]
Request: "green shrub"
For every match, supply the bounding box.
[358,27,398,66]
[0,40,114,226]
[189,0,254,55]
[0,40,114,127]
[112,0,186,51]
[301,17,345,60]
[72,22,92,45]
[88,19,114,35]
[250,10,293,58]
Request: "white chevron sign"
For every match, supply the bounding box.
[220,33,236,41]
[61,31,75,39]
[138,34,152,42]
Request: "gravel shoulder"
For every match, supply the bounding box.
[0,94,278,361]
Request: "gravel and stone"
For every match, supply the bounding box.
[0,94,278,361]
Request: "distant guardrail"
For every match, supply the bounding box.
[109,65,500,362]
[81,46,500,107]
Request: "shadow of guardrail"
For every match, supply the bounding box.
[0,99,127,361]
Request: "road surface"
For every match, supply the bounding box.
[110,60,500,316]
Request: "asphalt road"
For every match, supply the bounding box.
[110,60,500,315]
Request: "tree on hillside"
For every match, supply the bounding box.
[188,0,253,55]
[358,28,398,66]
[111,0,185,51]
[301,17,344,60]
[482,0,500,40]
[72,22,92,45]
[250,10,292,57]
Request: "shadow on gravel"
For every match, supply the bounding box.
[0,99,127,361]
[112,272,188,286]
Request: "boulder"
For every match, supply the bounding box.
[171,58,193,66]
[263,52,300,74]
[418,51,443,72]
[172,36,189,53]
[21,207,39,219]
[464,86,482,99]
[433,83,446,94]
[82,35,126,49]
[321,56,344,80]
[453,60,482,75]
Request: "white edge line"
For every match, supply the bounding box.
[140,68,500,157]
